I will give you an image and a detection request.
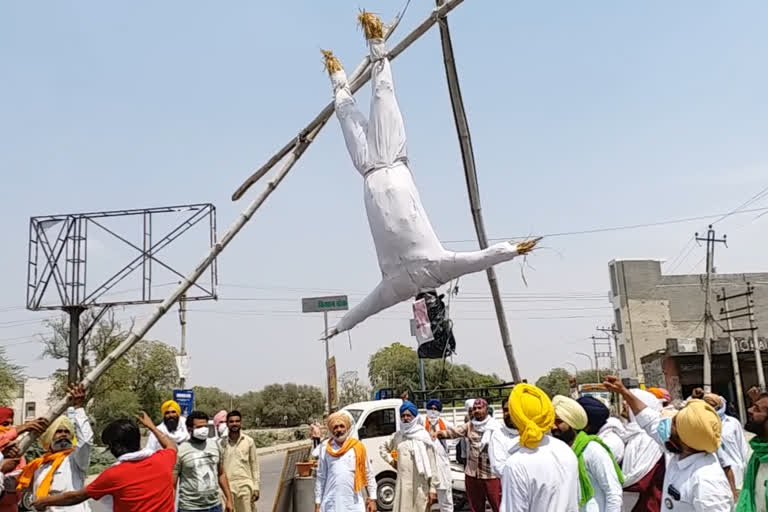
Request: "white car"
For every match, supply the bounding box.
[340,399,468,511]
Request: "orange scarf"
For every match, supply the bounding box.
[17,449,74,498]
[326,437,367,493]
[425,417,446,432]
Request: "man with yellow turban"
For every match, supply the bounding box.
[604,376,732,511]
[17,384,93,512]
[146,399,189,452]
[498,383,578,512]
[552,396,623,512]
[315,411,376,512]
[703,393,748,501]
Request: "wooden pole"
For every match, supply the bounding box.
[232,0,470,201]
[433,0,521,381]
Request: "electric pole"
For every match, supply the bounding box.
[747,283,766,391]
[718,288,746,423]
[597,326,621,375]
[65,307,85,385]
[178,293,187,389]
[591,335,613,382]
[695,225,727,392]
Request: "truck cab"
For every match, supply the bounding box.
[340,399,467,511]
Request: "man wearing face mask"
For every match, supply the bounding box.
[424,399,454,512]
[552,395,624,512]
[487,401,519,478]
[703,393,748,501]
[147,400,190,453]
[0,408,48,512]
[736,389,768,511]
[315,411,376,512]
[604,376,732,511]
[437,398,502,512]
[380,401,440,512]
[176,411,234,512]
[220,411,260,512]
[31,412,177,511]
[214,411,229,440]
[16,384,92,512]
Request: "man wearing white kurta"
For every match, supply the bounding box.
[487,401,518,478]
[380,401,439,512]
[552,396,624,512]
[146,399,189,452]
[597,417,626,465]
[500,383,579,512]
[704,393,748,497]
[605,376,732,512]
[424,399,454,512]
[315,412,376,512]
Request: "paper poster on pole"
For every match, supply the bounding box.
[176,355,191,379]
[412,298,434,345]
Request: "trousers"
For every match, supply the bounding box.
[465,475,501,512]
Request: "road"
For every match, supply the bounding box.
[89,452,286,512]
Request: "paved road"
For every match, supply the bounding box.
[89,452,286,512]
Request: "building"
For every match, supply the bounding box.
[608,259,768,399]
[11,376,55,422]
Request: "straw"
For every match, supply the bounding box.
[322,49,343,74]
[358,10,384,40]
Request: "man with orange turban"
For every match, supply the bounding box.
[498,383,579,511]
[315,411,376,512]
[604,376,732,511]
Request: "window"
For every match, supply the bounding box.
[614,309,623,333]
[25,402,36,419]
[358,409,396,440]
[609,264,618,296]
[619,345,628,370]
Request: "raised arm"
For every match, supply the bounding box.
[68,385,93,472]
[138,412,176,452]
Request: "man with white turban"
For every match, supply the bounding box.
[146,399,189,452]
[379,401,439,512]
[499,384,579,512]
[17,384,93,512]
[552,396,624,512]
[315,411,376,512]
[703,393,748,500]
[604,376,732,511]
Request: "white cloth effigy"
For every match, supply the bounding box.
[328,38,526,337]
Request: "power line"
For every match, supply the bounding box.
[712,185,768,225]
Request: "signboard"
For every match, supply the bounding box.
[327,357,338,409]
[301,295,349,313]
[173,389,194,416]
[677,338,697,353]
[271,445,312,512]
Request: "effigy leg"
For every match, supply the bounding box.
[324,50,370,175]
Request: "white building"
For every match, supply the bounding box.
[11,377,55,422]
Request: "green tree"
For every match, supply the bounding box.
[192,386,233,416]
[368,342,502,393]
[258,383,324,427]
[0,348,22,406]
[338,371,371,407]
[42,313,179,433]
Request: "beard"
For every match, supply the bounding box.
[503,416,515,429]
[745,419,765,436]
[163,417,180,432]
[665,440,682,454]
[51,438,73,452]
[229,425,241,433]
[552,428,576,445]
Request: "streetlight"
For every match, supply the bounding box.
[564,362,579,376]
[574,352,595,372]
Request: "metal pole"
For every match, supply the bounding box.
[179,293,187,389]
[433,0,520,382]
[67,307,83,385]
[324,311,332,414]
[748,283,766,391]
[721,288,746,423]
[565,362,579,376]
[419,359,426,393]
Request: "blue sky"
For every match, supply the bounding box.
[1,1,767,394]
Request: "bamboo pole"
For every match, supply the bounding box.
[433,1,521,381]
[232,0,469,201]
[16,0,472,454]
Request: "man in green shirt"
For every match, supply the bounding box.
[176,411,234,512]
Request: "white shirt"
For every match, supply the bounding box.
[488,426,519,478]
[635,408,732,511]
[145,417,189,452]
[716,415,749,488]
[598,418,626,464]
[33,408,93,512]
[581,441,623,512]
[500,435,579,512]
[314,440,376,512]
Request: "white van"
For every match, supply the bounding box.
[340,399,469,511]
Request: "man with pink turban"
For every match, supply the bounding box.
[214,410,228,439]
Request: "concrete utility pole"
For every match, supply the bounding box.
[65,307,85,385]
[178,293,187,389]
[695,225,727,392]
[718,288,746,423]
[434,0,521,382]
[746,283,766,391]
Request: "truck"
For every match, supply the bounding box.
[578,383,613,408]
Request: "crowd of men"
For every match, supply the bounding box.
[314,377,768,512]
[0,389,260,512]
